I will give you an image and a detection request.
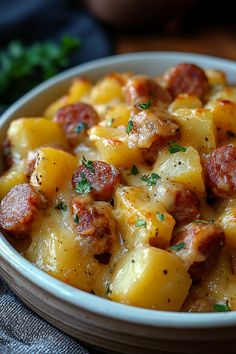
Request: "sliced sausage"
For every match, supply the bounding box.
[53,102,99,147]
[124,75,171,106]
[72,160,121,201]
[70,196,116,263]
[0,183,45,238]
[170,222,225,280]
[128,107,179,150]
[206,145,236,198]
[164,63,209,101]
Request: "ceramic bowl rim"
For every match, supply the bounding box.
[1,51,236,329]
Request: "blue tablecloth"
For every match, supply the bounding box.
[0,1,112,352]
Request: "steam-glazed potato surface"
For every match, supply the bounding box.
[1,63,236,312]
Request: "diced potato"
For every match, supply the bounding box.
[209,87,236,104]
[173,108,216,153]
[90,77,123,104]
[0,161,27,200]
[115,186,175,249]
[153,146,205,197]
[44,96,68,119]
[8,118,68,160]
[67,78,92,104]
[103,104,131,127]
[109,246,192,311]
[169,94,202,113]
[30,147,77,198]
[88,126,143,168]
[205,69,226,86]
[206,99,236,142]
[218,199,236,248]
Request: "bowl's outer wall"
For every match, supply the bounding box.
[1,52,236,354]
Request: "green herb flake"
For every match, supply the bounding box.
[169,242,185,251]
[139,99,153,110]
[141,172,161,186]
[106,282,112,295]
[75,122,88,134]
[107,118,115,127]
[157,212,165,222]
[55,201,67,211]
[135,219,147,228]
[82,156,95,173]
[128,164,139,176]
[213,303,231,312]
[126,120,134,135]
[73,214,79,224]
[75,173,93,194]
[168,142,187,154]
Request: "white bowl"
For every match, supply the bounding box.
[1,52,236,354]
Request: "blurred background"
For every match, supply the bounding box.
[0,0,236,110]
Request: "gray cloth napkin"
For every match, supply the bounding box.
[0,277,92,354]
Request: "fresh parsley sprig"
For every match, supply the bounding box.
[75,173,93,194]
[141,172,161,186]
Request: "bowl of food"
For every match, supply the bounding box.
[1,52,236,354]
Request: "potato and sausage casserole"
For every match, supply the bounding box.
[1,63,236,312]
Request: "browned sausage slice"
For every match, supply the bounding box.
[72,160,121,201]
[170,222,225,280]
[70,197,116,263]
[0,183,45,238]
[206,145,236,198]
[53,102,99,147]
[164,63,209,101]
[124,75,171,106]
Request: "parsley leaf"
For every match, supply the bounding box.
[73,214,79,224]
[126,120,133,135]
[82,156,94,173]
[169,242,185,251]
[141,172,161,186]
[128,164,139,176]
[107,118,115,127]
[55,201,67,211]
[106,282,112,295]
[138,99,153,110]
[135,219,147,228]
[157,212,165,222]
[75,173,93,194]
[75,122,88,134]
[213,303,231,312]
[168,142,187,154]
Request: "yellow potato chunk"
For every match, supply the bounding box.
[109,246,192,311]
[44,96,68,119]
[205,69,226,86]
[103,104,131,127]
[169,94,202,113]
[210,87,236,103]
[153,146,205,197]
[206,99,236,142]
[114,186,175,249]
[0,162,26,200]
[218,199,236,248]
[67,78,92,104]
[8,118,68,160]
[173,108,216,153]
[88,126,143,168]
[30,147,77,198]
[90,77,123,104]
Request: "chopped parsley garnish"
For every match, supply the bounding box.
[141,172,161,186]
[106,282,112,295]
[55,201,67,211]
[139,99,153,110]
[107,118,115,127]
[193,219,214,224]
[126,120,133,135]
[128,164,139,176]
[213,303,231,312]
[73,214,79,224]
[168,142,187,154]
[157,212,165,222]
[169,242,185,251]
[135,219,147,228]
[82,156,94,173]
[75,173,93,194]
[75,122,88,134]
